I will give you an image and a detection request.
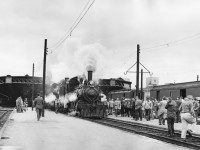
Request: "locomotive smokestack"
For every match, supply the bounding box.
[88,71,92,81]
[86,64,95,81]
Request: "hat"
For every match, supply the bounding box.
[162,96,167,100]
[168,97,172,101]
[187,95,194,99]
[196,97,200,101]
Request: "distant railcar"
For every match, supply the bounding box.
[150,81,200,100]
[107,89,146,100]
[108,90,134,99]
[107,87,152,101]
[108,81,200,101]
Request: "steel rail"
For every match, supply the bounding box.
[0,108,13,126]
[85,118,200,150]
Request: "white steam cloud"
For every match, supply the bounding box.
[86,58,96,72]
[47,38,113,83]
[45,93,56,103]
[67,93,77,102]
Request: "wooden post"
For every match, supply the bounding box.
[32,63,34,111]
[136,44,140,97]
[42,39,47,117]
[141,69,143,100]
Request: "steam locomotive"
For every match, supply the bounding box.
[49,70,107,118]
[74,79,107,118]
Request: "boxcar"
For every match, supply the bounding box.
[150,81,200,100]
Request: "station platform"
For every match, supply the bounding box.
[0,108,192,150]
[107,114,200,135]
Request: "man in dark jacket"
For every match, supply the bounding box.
[175,97,182,123]
[121,97,125,117]
[34,93,44,121]
[131,98,135,119]
[165,97,177,137]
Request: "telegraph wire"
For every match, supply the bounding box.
[48,0,96,53]
[99,50,137,72]
[101,32,200,72]
[48,0,92,49]
[101,32,200,73]
[88,32,200,73]
[141,32,200,51]
[70,0,92,34]
[69,0,96,36]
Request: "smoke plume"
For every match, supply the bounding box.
[47,38,113,83]
[45,93,56,103]
[86,58,96,72]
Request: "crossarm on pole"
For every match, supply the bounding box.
[124,62,137,75]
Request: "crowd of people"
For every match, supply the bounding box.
[106,95,199,141]
[106,96,161,121]
[16,97,28,113]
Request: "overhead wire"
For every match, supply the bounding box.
[48,0,96,53]
[141,32,200,52]
[100,32,200,73]
[48,0,91,49]
[119,32,200,77]
[99,50,137,72]
[70,0,96,35]
[69,0,92,35]
[88,32,200,75]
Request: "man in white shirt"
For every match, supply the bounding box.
[144,97,152,121]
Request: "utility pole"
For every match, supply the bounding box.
[136,44,140,97]
[124,44,151,99]
[141,69,143,100]
[42,39,47,117]
[32,63,34,111]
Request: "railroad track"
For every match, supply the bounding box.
[85,118,200,150]
[0,108,13,129]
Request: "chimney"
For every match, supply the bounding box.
[88,71,92,81]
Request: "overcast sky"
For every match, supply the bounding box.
[1,0,200,87]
